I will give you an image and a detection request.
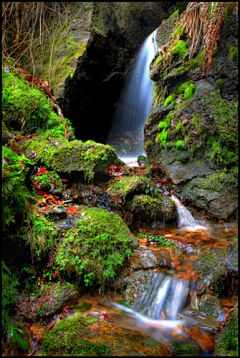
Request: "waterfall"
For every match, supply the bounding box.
[171,195,205,230]
[107,29,158,161]
[100,273,190,343]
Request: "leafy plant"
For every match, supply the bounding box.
[137,234,182,254]
[164,94,176,107]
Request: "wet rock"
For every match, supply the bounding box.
[17,283,78,323]
[178,309,220,331]
[194,247,227,296]
[225,239,238,273]
[129,248,172,270]
[40,312,171,356]
[199,294,224,319]
[44,205,67,221]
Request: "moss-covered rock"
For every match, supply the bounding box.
[23,137,124,182]
[56,207,138,288]
[194,248,227,296]
[41,312,171,356]
[144,6,238,222]
[199,294,224,318]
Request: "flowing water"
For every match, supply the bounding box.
[171,194,206,230]
[107,29,158,162]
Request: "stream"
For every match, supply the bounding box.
[29,220,237,356]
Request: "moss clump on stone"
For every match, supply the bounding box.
[23,137,124,182]
[56,207,138,288]
[175,140,185,149]
[230,45,238,62]
[41,311,170,356]
[127,194,175,221]
[171,39,188,61]
[164,93,176,107]
[108,176,160,203]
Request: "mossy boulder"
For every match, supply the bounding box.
[16,283,78,322]
[56,207,138,288]
[41,312,171,356]
[127,194,175,222]
[194,248,227,296]
[23,137,124,182]
[144,7,238,222]
[199,294,224,319]
[107,176,176,225]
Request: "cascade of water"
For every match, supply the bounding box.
[131,271,189,320]
[107,29,158,159]
[171,195,205,230]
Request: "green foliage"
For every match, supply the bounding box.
[184,84,197,100]
[2,69,58,133]
[56,207,136,288]
[164,94,176,107]
[175,140,185,149]
[176,81,194,95]
[230,45,238,62]
[2,261,19,326]
[2,147,35,231]
[2,262,28,353]
[159,111,172,130]
[137,234,182,254]
[31,212,59,259]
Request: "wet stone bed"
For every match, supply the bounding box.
[24,223,237,356]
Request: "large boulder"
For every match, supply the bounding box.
[144,7,238,222]
[40,312,171,356]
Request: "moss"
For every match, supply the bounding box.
[56,207,138,288]
[175,49,205,74]
[215,78,226,90]
[176,120,182,132]
[22,137,123,182]
[128,194,175,221]
[172,40,188,61]
[183,84,197,100]
[164,93,176,107]
[157,128,169,146]
[217,307,238,356]
[230,45,238,62]
[2,69,59,133]
[175,140,185,149]
[108,176,159,203]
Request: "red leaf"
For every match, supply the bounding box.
[37,168,47,175]
[67,206,81,214]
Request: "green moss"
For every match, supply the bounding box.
[175,140,185,149]
[56,207,137,288]
[22,137,123,182]
[176,120,182,132]
[183,83,197,100]
[217,308,238,356]
[164,94,176,107]
[215,78,226,90]
[2,69,59,133]
[172,40,188,60]
[41,312,111,356]
[175,49,205,74]
[230,45,238,62]
[157,128,169,146]
[108,176,159,203]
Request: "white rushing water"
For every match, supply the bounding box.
[108,28,158,155]
[171,195,206,230]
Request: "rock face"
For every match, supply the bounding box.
[57,2,168,143]
[144,8,238,221]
